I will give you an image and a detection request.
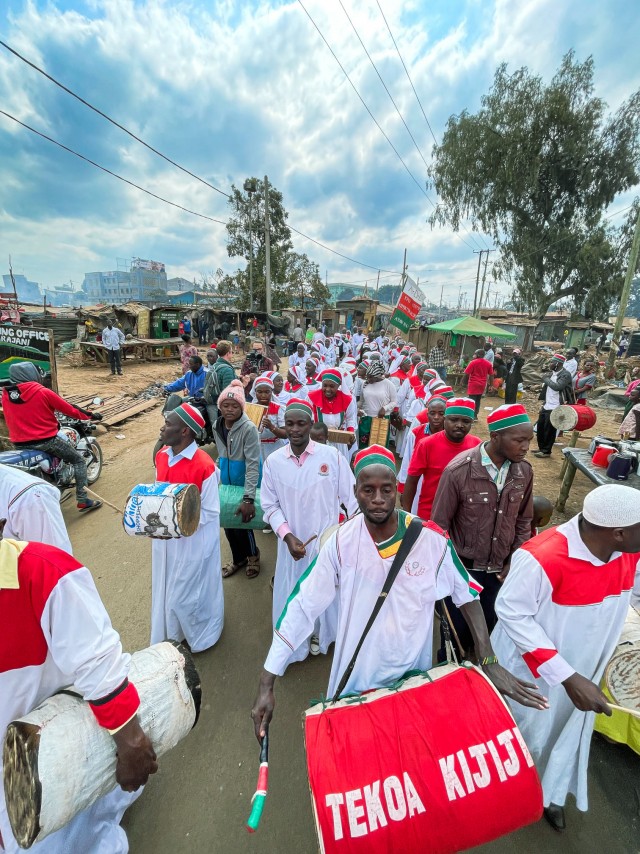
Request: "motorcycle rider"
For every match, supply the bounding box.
[1,362,102,513]
[163,355,206,399]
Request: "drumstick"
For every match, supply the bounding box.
[246,730,269,833]
[85,488,124,514]
[440,600,465,659]
[301,534,318,549]
[606,703,640,720]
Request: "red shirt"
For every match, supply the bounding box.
[2,383,90,443]
[464,358,494,395]
[407,430,482,520]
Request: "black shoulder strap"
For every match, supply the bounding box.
[332,516,423,702]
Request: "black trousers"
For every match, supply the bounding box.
[109,348,122,374]
[504,379,518,404]
[439,558,502,659]
[224,528,259,565]
[469,393,482,417]
[535,408,556,454]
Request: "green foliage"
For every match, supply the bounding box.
[224,178,329,311]
[429,52,640,319]
[376,284,403,305]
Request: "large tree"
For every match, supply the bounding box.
[282,252,331,310]
[225,178,293,311]
[429,52,640,319]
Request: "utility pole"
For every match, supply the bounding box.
[243,178,258,310]
[476,249,495,317]
[264,175,271,316]
[375,269,380,295]
[607,205,640,374]
[472,250,483,315]
[7,256,18,307]
[439,285,444,320]
[401,249,408,287]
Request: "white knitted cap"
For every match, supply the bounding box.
[582,485,640,527]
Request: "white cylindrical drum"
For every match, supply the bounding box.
[122,482,201,538]
[3,642,201,849]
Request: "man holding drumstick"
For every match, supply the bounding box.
[252,446,548,737]
[0,521,157,853]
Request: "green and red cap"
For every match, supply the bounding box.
[285,398,314,420]
[445,398,476,419]
[354,444,396,478]
[486,404,531,432]
[174,403,205,433]
[319,368,343,386]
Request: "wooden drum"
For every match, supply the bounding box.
[122,482,201,538]
[327,428,354,445]
[304,665,542,853]
[368,417,389,447]
[605,606,640,713]
[550,404,596,432]
[3,642,201,849]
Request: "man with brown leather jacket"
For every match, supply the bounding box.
[431,404,534,657]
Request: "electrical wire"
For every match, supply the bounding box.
[296,0,433,205]
[375,0,437,147]
[0,111,228,225]
[337,0,429,171]
[0,38,403,274]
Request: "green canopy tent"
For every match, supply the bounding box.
[427,316,516,339]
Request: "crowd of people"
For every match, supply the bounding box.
[0,325,638,852]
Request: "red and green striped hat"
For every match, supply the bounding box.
[423,368,438,381]
[285,397,314,420]
[433,385,454,399]
[174,403,205,433]
[319,368,342,386]
[486,404,531,432]
[445,397,476,419]
[354,444,396,478]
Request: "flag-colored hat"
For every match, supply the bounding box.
[427,394,448,407]
[354,444,396,478]
[254,375,274,389]
[552,353,566,362]
[486,404,531,432]
[415,361,428,371]
[319,368,342,385]
[423,368,438,381]
[173,403,205,434]
[434,385,454,399]
[285,398,314,420]
[445,397,475,419]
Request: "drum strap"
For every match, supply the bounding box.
[332,517,423,702]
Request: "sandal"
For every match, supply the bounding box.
[245,555,261,579]
[222,561,246,578]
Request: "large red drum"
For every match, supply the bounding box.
[550,404,597,432]
[304,665,542,854]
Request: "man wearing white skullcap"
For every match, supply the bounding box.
[491,484,640,832]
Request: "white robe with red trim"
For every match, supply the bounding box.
[492,515,640,810]
[261,442,357,664]
[0,464,72,553]
[0,542,139,853]
[151,443,223,652]
[264,512,481,697]
[307,388,357,460]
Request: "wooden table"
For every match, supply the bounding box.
[555,447,640,512]
[80,338,181,365]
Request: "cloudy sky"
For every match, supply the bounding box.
[0,0,638,307]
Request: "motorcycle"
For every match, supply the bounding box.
[151,393,215,464]
[0,414,104,495]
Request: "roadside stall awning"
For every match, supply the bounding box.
[427,316,517,339]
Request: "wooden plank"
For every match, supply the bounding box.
[101,397,161,426]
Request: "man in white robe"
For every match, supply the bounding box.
[252,445,546,737]
[0,530,157,853]
[150,404,223,652]
[261,397,357,660]
[491,484,640,831]
[0,463,71,552]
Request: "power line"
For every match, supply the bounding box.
[0,111,229,226]
[0,37,403,274]
[0,39,232,201]
[296,0,433,205]
[337,0,429,171]
[374,0,437,145]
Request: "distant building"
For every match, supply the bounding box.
[82,258,168,303]
[2,274,42,303]
[327,283,370,305]
[43,285,88,307]
[167,277,194,292]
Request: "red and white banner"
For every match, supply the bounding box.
[390,276,423,333]
[305,666,542,853]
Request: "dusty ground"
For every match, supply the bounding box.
[51,357,639,854]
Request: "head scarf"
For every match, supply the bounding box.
[8,362,42,384]
[365,361,386,380]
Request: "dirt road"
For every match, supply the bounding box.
[54,361,638,853]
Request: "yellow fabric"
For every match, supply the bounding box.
[0,538,28,589]
[594,684,640,756]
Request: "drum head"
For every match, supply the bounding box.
[605,649,640,712]
[550,405,577,431]
[179,484,201,536]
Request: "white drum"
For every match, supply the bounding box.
[123,482,201,538]
[3,642,201,849]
